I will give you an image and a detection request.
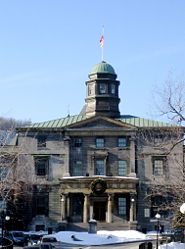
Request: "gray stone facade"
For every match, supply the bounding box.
[5,61,184,232]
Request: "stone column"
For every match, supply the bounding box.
[83,194,89,223]
[89,199,94,220]
[63,137,70,176]
[129,195,135,222]
[107,194,113,223]
[61,194,66,220]
[66,195,70,220]
[129,136,136,177]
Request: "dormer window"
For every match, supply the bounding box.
[99,83,106,94]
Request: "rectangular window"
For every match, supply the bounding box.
[99,83,106,94]
[118,137,127,147]
[73,160,83,176]
[118,197,126,215]
[73,138,82,147]
[153,159,164,176]
[154,136,163,143]
[0,167,9,179]
[96,138,104,147]
[118,160,127,176]
[111,84,116,94]
[144,208,150,218]
[36,195,48,215]
[95,160,105,175]
[35,158,48,176]
[0,200,6,211]
[37,136,46,148]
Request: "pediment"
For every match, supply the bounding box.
[66,116,136,130]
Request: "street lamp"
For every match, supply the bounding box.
[180,203,185,243]
[155,213,161,249]
[1,211,10,248]
[180,203,185,215]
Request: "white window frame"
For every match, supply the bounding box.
[153,159,164,176]
[118,160,127,176]
[73,160,83,176]
[96,138,105,147]
[118,197,126,215]
[118,137,127,147]
[95,159,105,175]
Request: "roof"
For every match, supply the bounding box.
[20,114,175,130]
[90,61,116,75]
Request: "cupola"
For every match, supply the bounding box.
[84,61,120,118]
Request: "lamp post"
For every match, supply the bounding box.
[1,211,10,248]
[155,213,161,249]
[180,203,185,243]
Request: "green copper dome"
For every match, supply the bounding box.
[90,61,116,75]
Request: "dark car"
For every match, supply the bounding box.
[6,231,27,246]
[24,243,53,249]
[28,234,43,245]
[174,228,184,243]
[161,230,175,242]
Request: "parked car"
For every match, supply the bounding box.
[41,237,58,243]
[174,228,184,243]
[146,231,162,240]
[6,230,27,246]
[28,234,43,245]
[161,230,175,242]
[24,243,53,249]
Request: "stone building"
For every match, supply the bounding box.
[11,61,184,232]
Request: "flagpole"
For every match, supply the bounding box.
[100,26,104,61]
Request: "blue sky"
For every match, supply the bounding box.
[0,0,185,123]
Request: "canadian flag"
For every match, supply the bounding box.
[100,35,104,48]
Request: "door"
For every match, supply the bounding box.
[93,201,106,221]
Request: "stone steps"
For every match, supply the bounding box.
[67,222,130,232]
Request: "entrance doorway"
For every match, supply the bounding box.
[93,201,106,221]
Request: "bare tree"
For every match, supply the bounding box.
[154,74,185,125]
[0,118,32,230]
[143,75,185,227]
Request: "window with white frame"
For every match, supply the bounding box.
[73,160,83,176]
[118,160,127,176]
[96,138,104,147]
[118,197,126,216]
[118,137,127,147]
[153,159,164,176]
[95,159,105,175]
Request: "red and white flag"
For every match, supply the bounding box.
[100,35,104,48]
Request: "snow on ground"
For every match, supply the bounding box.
[43,230,152,246]
[159,242,185,249]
